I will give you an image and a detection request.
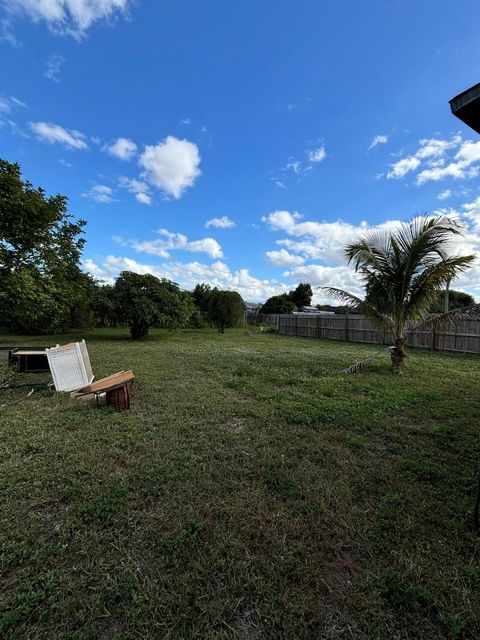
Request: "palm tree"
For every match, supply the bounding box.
[323,216,477,370]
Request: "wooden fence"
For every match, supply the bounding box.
[246,312,480,355]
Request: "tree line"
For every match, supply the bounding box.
[0,159,245,338]
[1,159,475,344]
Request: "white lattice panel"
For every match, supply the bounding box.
[46,340,94,392]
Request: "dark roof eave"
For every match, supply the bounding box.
[449,83,480,134]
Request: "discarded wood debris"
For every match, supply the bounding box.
[72,370,134,411]
[8,348,50,373]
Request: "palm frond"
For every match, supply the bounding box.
[340,349,385,374]
[346,233,393,275]
[321,287,395,332]
[404,254,476,323]
[407,303,480,336]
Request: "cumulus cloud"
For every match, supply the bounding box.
[139,136,201,199]
[263,210,389,264]
[368,134,388,150]
[263,206,480,301]
[284,264,363,299]
[416,135,462,159]
[415,140,480,185]
[105,137,137,160]
[135,192,152,205]
[438,189,452,201]
[129,228,223,259]
[44,53,65,81]
[262,208,480,270]
[384,134,480,185]
[82,184,115,203]
[84,255,288,302]
[118,176,151,204]
[386,156,420,178]
[205,216,236,229]
[4,0,131,39]
[462,196,480,230]
[266,249,305,267]
[30,121,88,149]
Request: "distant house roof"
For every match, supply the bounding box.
[297,306,321,313]
[450,83,480,134]
[245,302,261,310]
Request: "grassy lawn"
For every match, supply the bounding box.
[0,328,479,639]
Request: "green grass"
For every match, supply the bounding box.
[0,327,479,639]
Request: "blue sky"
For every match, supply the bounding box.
[2,0,480,302]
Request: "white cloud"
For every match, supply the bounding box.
[205,216,236,229]
[437,189,452,201]
[0,94,27,113]
[5,0,131,39]
[286,159,303,175]
[135,192,152,205]
[263,210,405,265]
[386,155,420,179]
[266,207,480,302]
[84,255,288,302]
[384,134,480,185]
[119,177,148,192]
[44,53,64,81]
[455,140,480,165]
[368,134,388,150]
[187,238,223,258]
[284,264,364,302]
[416,162,478,185]
[130,229,223,259]
[118,176,151,204]
[83,184,115,203]
[105,137,137,160]
[462,196,480,230]
[266,249,305,267]
[275,143,327,184]
[30,121,88,149]
[307,146,326,163]
[139,136,201,199]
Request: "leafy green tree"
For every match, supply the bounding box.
[289,282,312,307]
[0,159,88,333]
[429,289,474,313]
[207,290,245,333]
[192,283,212,311]
[90,282,121,328]
[114,271,193,338]
[324,216,477,370]
[260,293,296,314]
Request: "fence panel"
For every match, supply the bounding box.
[248,312,480,355]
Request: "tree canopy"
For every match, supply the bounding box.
[260,283,313,314]
[0,159,88,333]
[114,271,194,338]
[289,282,312,307]
[260,293,296,314]
[429,289,475,313]
[207,289,245,333]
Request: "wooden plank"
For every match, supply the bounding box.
[75,370,134,395]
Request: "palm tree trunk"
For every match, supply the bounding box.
[391,336,406,371]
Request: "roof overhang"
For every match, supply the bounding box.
[449,83,480,134]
